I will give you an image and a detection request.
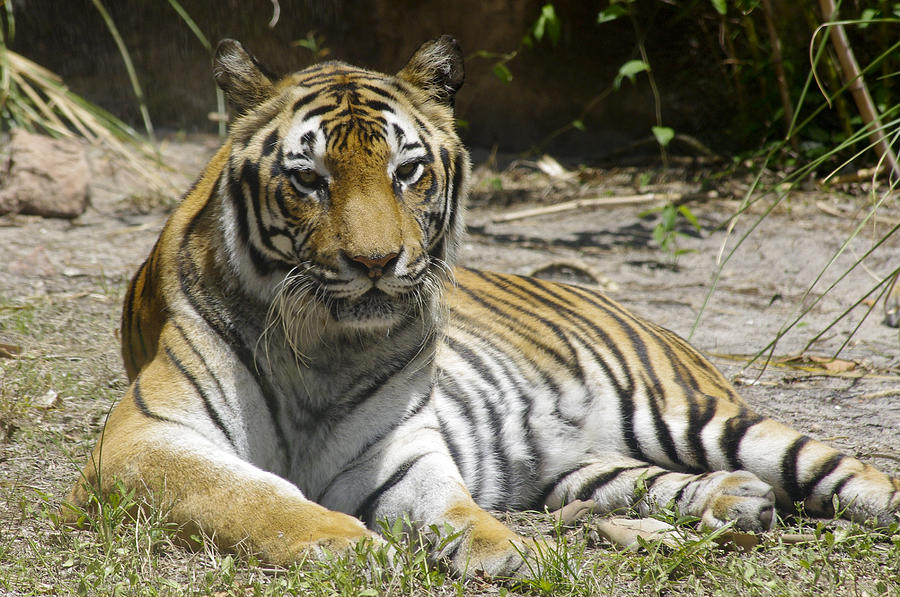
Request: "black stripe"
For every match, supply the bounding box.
[359,83,403,104]
[576,466,644,502]
[460,272,634,434]
[363,99,393,113]
[641,470,669,490]
[163,344,235,448]
[292,92,318,113]
[684,390,716,470]
[478,271,635,386]
[827,474,854,514]
[536,465,586,507]
[454,275,575,379]
[436,411,465,484]
[444,327,545,499]
[443,334,513,476]
[801,452,845,497]
[314,391,433,502]
[355,453,431,526]
[512,275,670,410]
[435,374,486,496]
[261,128,279,157]
[781,436,811,502]
[564,282,737,398]
[121,260,146,372]
[720,409,764,470]
[166,325,236,448]
[316,323,430,425]
[673,472,709,504]
[131,377,173,423]
[641,370,685,469]
[303,104,336,120]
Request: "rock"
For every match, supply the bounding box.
[32,389,61,409]
[0,129,90,218]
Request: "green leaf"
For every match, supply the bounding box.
[571,119,586,131]
[859,8,876,28]
[709,0,727,15]
[597,5,629,24]
[492,63,513,84]
[533,4,561,46]
[677,205,701,231]
[614,59,650,88]
[651,125,675,147]
[660,204,676,230]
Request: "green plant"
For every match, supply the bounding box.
[468,3,562,85]
[293,30,331,61]
[690,8,900,355]
[165,0,227,137]
[640,202,702,264]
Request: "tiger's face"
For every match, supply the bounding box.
[214,38,468,332]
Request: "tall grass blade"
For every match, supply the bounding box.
[88,0,156,146]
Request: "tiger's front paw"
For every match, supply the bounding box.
[698,470,776,532]
[437,502,540,578]
[255,507,383,565]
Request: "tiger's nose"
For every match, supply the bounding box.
[349,251,399,280]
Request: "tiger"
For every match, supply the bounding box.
[65,36,899,579]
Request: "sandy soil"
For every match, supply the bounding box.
[1,135,898,511]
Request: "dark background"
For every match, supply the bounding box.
[7,0,880,161]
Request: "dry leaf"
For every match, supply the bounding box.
[807,355,857,372]
[553,499,597,525]
[594,517,688,550]
[714,531,760,552]
[779,533,817,544]
[535,154,576,181]
[0,343,22,359]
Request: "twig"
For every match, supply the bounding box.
[824,166,883,185]
[490,193,681,224]
[858,389,900,401]
[818,0,900,179]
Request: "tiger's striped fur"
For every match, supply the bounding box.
[67,37,899,578]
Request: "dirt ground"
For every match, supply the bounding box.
[1,135,898,545]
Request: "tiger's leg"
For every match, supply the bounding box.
[551,395,900,529]
[695,399,900,526]
[542,454,778,531]
[317,402,537,578]
[65,384,378,566]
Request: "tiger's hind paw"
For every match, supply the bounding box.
[698,470,776,533]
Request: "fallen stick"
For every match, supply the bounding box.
[490,192,682,224]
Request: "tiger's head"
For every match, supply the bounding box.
[212,37,469,337]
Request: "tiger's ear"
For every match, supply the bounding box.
[397,35,465,107]
[214,39,276,113]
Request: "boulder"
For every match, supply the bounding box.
[0,129,90,218]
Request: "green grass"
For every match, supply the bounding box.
[2,485,898,596]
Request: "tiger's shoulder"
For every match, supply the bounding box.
[120,143,232,379]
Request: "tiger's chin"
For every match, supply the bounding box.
[326,289,421,332]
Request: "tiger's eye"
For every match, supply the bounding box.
[395,161,423,185]
[295,169,321,187]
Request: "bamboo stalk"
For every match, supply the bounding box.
[760,0,798,150]
[819,0,900,179]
